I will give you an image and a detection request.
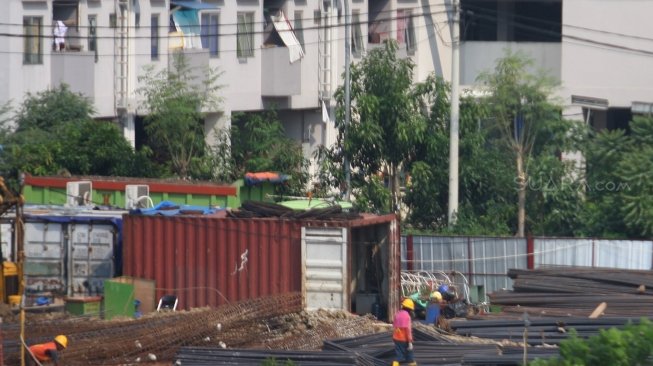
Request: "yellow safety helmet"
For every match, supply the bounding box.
[54,335,68,349]
[430,291,443,301]
[401,298,415,310]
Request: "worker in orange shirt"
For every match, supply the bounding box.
[28,335,68,366]
[392,298,417,366]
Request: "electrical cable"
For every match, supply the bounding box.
[3,3,650,57]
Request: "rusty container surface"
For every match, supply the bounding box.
[122,216,302,310]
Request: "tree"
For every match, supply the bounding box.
[0,84,154,187]
[404,75,515,234]
[477,50,567,237]
[138,52,223,178]
[15,84,94,132]
[582,116,653,238]
[209,109,309,196]
[332,40,427,214]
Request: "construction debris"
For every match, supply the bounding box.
[227,201,360,220]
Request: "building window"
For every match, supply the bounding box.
[88,15,98,62]
[23,17,42,64]
[397,9,416,54]
[110,13,117,28]
[460,0,562,42]
[294,11,305,48]
[237,12,254,58]
[201,13,219,57]
[151,14,159,60]
[352,11,364,57]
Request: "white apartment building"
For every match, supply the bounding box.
[459,0,653,128]
[2,0,652,179]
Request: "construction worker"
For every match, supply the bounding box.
[425,291,443,327]
[28,334,68,366]
[392,298,417,366]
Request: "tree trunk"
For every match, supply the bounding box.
[516,152,526,237]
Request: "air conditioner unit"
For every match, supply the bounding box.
[125,184,150,209]
[66,181,93,207]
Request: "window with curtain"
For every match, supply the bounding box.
[397,9,416,54]
[88,15,98,62]
[151,14,159,60]
[352,11,364,57]
[237,12,254,58]
[23,17,42,64]
[201,13,219,57]
[294,11,305,48]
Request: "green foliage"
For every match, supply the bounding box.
[476,49,582,236]
[15,84,95,132]
[353,175,391,214]
[0,84,149,188]
[331,40,427,213]
[261,358,295,366]
[582,116,653,238]
[403,75,515,234]
[138,52,223,178]
[210,109,309,196]
[530,319,653,366]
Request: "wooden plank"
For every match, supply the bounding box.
[589,302,607,319]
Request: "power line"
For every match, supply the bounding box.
[0,4,448,29]
[0,10,452,58]
[3,5,651,61]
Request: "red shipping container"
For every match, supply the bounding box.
[122,214,400,319]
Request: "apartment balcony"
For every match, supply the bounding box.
[261,46,301,97]
[460,42,562,86]
[51,51,95,99]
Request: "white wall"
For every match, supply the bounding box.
[6,1,52,112]
[560,0,653,108]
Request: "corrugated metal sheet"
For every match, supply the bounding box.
[123,214,401,317]
[123,216,303,310]
[69,222,116,295]
[302,227,347,310]
[23,218,119,301]
[470,238,526,295]
[24,221,65,296]
[402,236,527,297]
[535,238,653,270]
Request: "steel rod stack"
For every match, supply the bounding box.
[489,267,653,317]
[4,293,303,365]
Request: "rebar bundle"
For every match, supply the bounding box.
[5,293,302,365]
[488,267,653,318]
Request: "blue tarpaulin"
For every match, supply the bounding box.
[130,200,221,216]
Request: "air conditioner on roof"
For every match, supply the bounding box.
[125,184,150,209]
[66,181,92,207]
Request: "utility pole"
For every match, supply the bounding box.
[344,0,352,201]
[448,0,460,225]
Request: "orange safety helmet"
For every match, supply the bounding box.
[401,298,415,310]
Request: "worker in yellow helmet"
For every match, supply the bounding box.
[28,335,68,366]
[425,291,443,327]
[392,298,417,366]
